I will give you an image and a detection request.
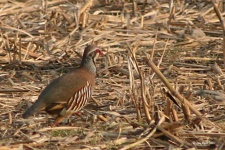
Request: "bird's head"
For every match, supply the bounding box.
[83,44,103,60]
[82,44,103,64]
[81,44,103,73]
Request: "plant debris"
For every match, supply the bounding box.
[1,0,225,149]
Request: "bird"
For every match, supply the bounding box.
[22,44,102,127]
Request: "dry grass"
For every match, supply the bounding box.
[1,0,225,149]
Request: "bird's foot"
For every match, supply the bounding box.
[50,116,64,127]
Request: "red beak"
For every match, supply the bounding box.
[96,49,104,56]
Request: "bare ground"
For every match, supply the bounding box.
[1,0,225,149]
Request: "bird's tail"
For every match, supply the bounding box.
[22,101,44,118]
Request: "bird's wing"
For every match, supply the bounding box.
[38,68,94,106]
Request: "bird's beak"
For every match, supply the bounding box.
[93,49,102,62]
[96,49,103,56]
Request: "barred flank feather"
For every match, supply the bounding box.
[67,81,92,113]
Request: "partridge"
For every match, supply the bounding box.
[22,44,102,127]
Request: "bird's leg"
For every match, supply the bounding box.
[74,111,82,116]
[51,112,73,127]
[51,116,64,127]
